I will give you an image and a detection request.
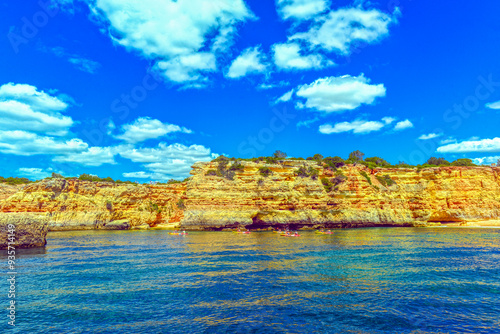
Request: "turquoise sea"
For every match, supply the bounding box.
[2,228,500,333]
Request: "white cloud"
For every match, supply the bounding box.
[119,142,217,179]
[53,146,118,166]
[18,168,52,180]
[85,0,254,85]
[226,47,268,79]
[257,81,290,90]
[114,117,192,144]
[440,137,456,145]
[295,74,386,113]
[319,119,385,134]
[437,137,500,153]
[290,7,399,55]
[42,46,100,74]
[154,53,216,83]
[485,101,500,110]
[0,83,73,136]
[0,131,88,156]
[275,89,294,104]
[276,0,329,21]
[473,156,500,165]
[67,56,101,74]
[418,133,441,140]
[382,116,396,124]
[122,171,155,179]
[394,119,413,131]
[272,43,332,70]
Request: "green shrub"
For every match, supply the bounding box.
[259,167,273,177]
[376,174,396,187]
[323,156,345,171]
[228,161,244,171]
[365,157,390,167]
[321,177,334,193]
[359,171,372,185]
[295,166,319,180]
[206,170,218,176]
[451,158,476,166]
[0,177,32,185]
[427,157,450,166]
[105,200,113,211]
[176,199,186,210]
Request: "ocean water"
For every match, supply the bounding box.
[2,228,500,333]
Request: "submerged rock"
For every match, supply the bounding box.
[0,213,49,249]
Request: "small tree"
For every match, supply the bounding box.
[427,157,450,166]
[273,150,287,159]
[349,150,365,162]
[51,172,64,178]
[497,158,500,167]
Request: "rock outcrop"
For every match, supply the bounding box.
[181,161,500,230]
[0,213,49,249]
[0,179,185,231]
[1,162,499,231]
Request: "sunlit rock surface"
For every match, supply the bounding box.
[0,213,48,249]
[1,162,499,231]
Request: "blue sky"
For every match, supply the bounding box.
[1,0,500,181]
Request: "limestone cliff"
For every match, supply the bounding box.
[181,161,500,230]
[0,162,499,231]
[0,179,185,231]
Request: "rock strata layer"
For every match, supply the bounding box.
[0,162,499,231]
[0,179,185,231]
[182,161,500,230]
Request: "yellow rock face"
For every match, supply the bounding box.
[181,161,500,229]
[1,162,499,230]
[0,179,185,230]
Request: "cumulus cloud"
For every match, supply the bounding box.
[114,117,192,144]
[83,0,254,85]
[0,131,88,156]
[485,101,500,110]
[290,7,399,55]
[473,156,500,165]
[53,146,118,166]
[0,83,73,136]
[418,133,441,140]
[295,74,386,113]
[393,119,413,131]
[226,47,268,79]
[122,171,155,179]
[382,116,396,124]
[119,142,217,179]
[276,0,329,21]
[319,119,385,134]
[437,137,500,153]
[18,168,52,180]
[272,43,332,71]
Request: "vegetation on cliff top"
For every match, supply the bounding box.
[0,176,32,185]
[212,150,482,170]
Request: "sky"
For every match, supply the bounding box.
[1,0,500,181]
